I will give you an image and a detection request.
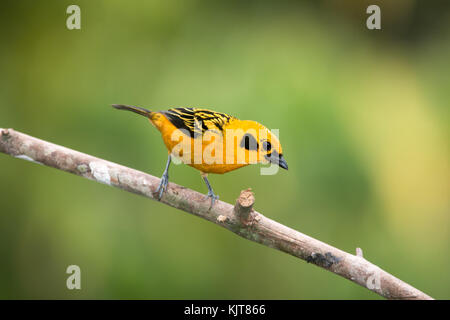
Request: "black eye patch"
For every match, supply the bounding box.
[240,134,259,151]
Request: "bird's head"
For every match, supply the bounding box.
[233,120,288,170]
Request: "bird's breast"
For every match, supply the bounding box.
[154,115,258,174]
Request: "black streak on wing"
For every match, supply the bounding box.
[162,108,234,138]
[162,108,197,137]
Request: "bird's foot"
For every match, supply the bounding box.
[205,191,219,207]
[155,173,169,200]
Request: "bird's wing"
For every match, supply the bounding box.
[162,108,235,137]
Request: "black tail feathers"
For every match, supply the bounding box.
[112,104,152,118]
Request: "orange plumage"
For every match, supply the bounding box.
[112,105,288,205]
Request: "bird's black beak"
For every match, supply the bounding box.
[265,151,288,170]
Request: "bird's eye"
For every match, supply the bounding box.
[240,134,259,151]
[262,141,271,151]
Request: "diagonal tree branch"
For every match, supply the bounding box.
[0,128,433,300]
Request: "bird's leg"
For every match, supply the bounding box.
[201,173,219,207]
[156,154,171,200]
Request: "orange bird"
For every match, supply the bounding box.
[112,105,288,205]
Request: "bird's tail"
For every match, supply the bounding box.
[112,104,152,118]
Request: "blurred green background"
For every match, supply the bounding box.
[0,0,449,299]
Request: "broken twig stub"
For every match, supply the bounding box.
[233,188,255,225]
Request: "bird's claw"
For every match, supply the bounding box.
[156,173,169,200]
[205,191,219,207]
